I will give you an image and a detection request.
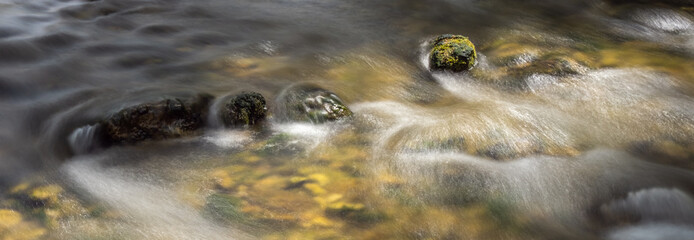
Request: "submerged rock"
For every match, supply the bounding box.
[101,93,213,144]
[429,34,477,72]
[274,84,352,124]
[203,193,248,225]
[218,91,267,127]
[325,202,386,224]
[507,55,587,77]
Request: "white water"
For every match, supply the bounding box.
[67,124,100,155]
[203,130,253,148]
[62,157,253,240]
[603,188,694,240]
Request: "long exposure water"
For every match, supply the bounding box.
[1,0,694,239]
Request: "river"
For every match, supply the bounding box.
[1,0,694,239]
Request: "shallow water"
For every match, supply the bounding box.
[1,0,694,239]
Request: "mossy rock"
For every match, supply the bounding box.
[274,84,352,124]
[219,91,267,127]
[429,34,477,72]
[101,93,213,144]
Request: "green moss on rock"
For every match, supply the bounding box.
[220,91,267,127]
[102,93,214,144]
[429,34,477,72]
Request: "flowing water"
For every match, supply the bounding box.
[1,0,694,239]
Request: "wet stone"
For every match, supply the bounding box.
[219,91,267,128]
[274,84,352,124]
[429,34,477,72]
[101,93,213,144]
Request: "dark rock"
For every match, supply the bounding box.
[219,91,267,127]
[429,34,477,72]
[101,93,213,144]
[274,83,352,124]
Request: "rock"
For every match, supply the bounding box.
[101,93,213,144]
[274,84,352,124]
[429,34,477,72]
[218,91,267,127]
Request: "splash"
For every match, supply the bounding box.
[203,130,253,148]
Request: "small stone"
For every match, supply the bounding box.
[429,34,477,72]
[274,84,352,124]
[219,91,267,127]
